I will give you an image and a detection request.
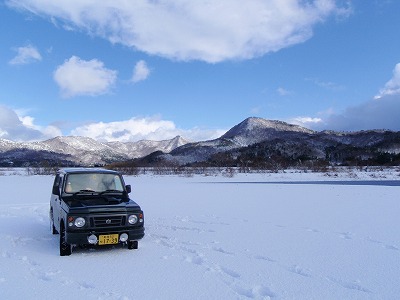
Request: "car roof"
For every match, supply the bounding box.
[58,168,120,175]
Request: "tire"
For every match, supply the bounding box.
[50,209,58,235]
[128,241,138,250]
[60,223,72,256]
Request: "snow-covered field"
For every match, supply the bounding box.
[1,169,400,299]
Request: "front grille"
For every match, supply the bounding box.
[91,215,125,227]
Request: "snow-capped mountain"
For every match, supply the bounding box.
[0,136,188,166]
[167,118,317,164]
[147,117,400,166]
[221,117,314,146]
[1,117,400,167]
[106,136,188,158]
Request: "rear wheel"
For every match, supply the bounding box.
[128,241,138,250]
[60,223,72,256]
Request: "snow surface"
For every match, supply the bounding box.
[1,169,400,299]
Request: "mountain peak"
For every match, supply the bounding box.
[238,117,290,130]
[221,117,313,142]
[43,136,106,151]
[170,135,189,145]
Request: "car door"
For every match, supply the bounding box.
[51,173,63,231]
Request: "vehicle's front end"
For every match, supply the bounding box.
[64,203,144,249]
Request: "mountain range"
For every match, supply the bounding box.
[133,117,400,168]
[0,135,188,167]
[1,117,400,167]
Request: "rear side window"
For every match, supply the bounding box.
[52,174,62,194]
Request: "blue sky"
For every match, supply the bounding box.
[1,0,400,142]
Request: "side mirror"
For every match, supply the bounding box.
[125,185,132,194]
[52,185,60,196]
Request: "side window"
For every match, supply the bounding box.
[58,176,63,190]
[53,174,60,188]
[52,174,62,194]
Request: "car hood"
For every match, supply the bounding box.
[67,198,142,214]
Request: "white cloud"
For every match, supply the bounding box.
[277,87,292,96]
[0,105,61,141]
[71,116,225,142]
[53,56,117,98]
[306,77,345,91]
[131,60,150,83]
[375,63,400,99]
[7,0,350,63]
[289,117,323,128]
[250,106,262,114]
[178,127,227,142]
[9,44,42,65]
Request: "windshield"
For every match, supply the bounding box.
[64,173,124,193]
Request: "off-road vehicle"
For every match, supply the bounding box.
[50,168,144,256]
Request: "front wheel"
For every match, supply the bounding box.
[60,223,72,256]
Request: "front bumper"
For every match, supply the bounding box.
[66,226,145,245]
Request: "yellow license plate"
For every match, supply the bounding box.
[98,234,119,245]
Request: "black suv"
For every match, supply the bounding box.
[50,168,145,256]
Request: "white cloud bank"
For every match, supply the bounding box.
[71,117,226,143]
[9,44,42,65]
[0,105,61,141]
[375,63,400,99]
[291,63,400,131]
[0,107,225,142]
[6,0,350,63]
[53,56,117,98]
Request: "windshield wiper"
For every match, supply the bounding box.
[99,189,123,195]
[73,189,96,196]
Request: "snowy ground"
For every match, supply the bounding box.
[0,168,400,299]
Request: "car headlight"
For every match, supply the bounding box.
[74,217,86,227]
[128,215,138,225]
